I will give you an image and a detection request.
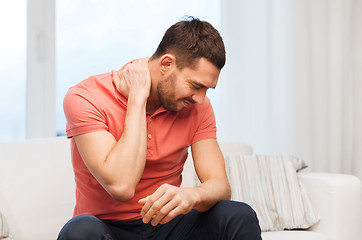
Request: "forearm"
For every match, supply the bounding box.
[192,177,231,212]
[103,95,148,197]
[189,139,231,212]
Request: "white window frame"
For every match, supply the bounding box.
[27,0,56,138]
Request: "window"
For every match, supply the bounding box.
[0,1,27,141]
[0,1,220,141]
[56,0,220,135]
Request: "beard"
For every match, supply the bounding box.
[157,72,180,112]
[157,72,185,112]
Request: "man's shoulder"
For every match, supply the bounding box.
[63,71,125,139]
[65,71,122,107]
[69,72,112,93]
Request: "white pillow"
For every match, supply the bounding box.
[0,211,13,239]
[225,154,320,231]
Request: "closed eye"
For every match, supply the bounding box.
[192,84,202,90]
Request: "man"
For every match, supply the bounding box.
[58,17,261,240]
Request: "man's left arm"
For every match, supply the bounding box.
[190,138,231,211]
[138,138,231,226]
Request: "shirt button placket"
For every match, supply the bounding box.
[147,117,153,157]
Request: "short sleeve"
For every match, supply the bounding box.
[63,88,108,138]
[191,98,217,144]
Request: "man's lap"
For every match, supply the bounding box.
[58,200,261,240]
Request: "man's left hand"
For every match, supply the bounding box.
[138,184,199,226]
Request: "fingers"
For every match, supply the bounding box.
[132,57,149,68]
[112,57,151,99]
[121,57,151,99]
[121,64,132,86]
[138,184,194,226]
[112,69,128,97]
[112,70,121,91]
[112,70,121,84]
[138,196,149,206]
[151,200,179,226]
[140,185,170,222]
[142,192,176,226]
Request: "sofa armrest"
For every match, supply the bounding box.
[298,172,361,240]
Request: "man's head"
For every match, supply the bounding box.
[155,57,220,112]
[151,16,226,71]
[148,17,225,112]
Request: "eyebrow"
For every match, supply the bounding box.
[193,81,216,89]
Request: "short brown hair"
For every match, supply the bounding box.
[151,16,226,70]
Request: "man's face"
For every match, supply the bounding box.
[157,58,220,112]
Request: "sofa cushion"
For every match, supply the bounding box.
[261,230,328,240]
[225,154,319,231]
[181,142,253,188]
[0,137,75,240]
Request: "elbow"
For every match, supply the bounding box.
[226,186,232,200]
[225,183,232,200]
[107,184,135,202]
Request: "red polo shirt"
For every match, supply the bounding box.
[63,68,217,221]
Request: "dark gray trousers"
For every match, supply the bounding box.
[58,200,262,240]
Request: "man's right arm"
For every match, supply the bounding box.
[73,58,151,202]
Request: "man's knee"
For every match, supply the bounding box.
[212,201,261,230]
[212,201,257,219]
[57,215,114,240]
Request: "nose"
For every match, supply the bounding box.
[191,89,207,105]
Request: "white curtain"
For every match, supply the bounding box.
[217,0,362,180]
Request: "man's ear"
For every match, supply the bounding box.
[160,54,175,74]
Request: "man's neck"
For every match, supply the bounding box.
[146,93,161,114]
[146,59,161,115]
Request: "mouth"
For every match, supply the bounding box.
[183,99,195,108]
[183,101,190,108]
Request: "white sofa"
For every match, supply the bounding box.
[0,137,361,240]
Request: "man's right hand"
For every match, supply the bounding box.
[112,57,151,100]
